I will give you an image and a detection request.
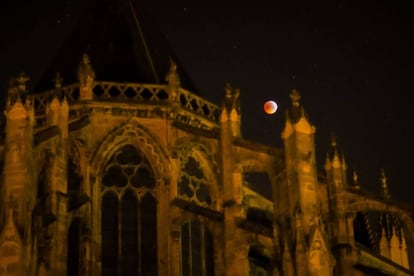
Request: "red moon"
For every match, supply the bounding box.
[264,100,278,114]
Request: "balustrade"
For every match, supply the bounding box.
[30,81,220,129]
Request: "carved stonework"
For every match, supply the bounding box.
[78,53,95,101]
[77,54,95,88]
[0,209,22,268]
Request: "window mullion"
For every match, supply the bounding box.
[117,195,121,276]
[138,195,142,275]
[201,226,206,276]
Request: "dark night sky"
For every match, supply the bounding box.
[1,1,413,204]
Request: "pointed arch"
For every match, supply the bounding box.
[99,142,159,276]
[90,120,169,180]
[174,141,219,209]
[348,198,414,239]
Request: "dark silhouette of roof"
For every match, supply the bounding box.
[35,0,198,93]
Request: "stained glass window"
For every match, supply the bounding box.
[181,221,214,276]
[101,144,157,275]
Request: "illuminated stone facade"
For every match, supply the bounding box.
[0,1,413,275]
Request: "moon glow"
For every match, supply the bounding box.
[264,100,278,114]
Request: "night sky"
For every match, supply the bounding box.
[1,1,413,204]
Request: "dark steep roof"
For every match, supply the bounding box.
[35,0,198,93]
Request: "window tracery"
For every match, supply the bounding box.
[178,156,211,206]
[101,144,157,275]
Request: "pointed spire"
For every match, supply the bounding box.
[225,82,232,101]
[54,72,64,89]
[390,226,401,264]
[380,169,390,200]
[288,89,306,123]
[289,88,301,107]
[400,228,409,269]
[352,170,360,191]
[330,132,337,148]
[16,71,29,93]
[331,134,341,169]
[379,226,390,258]
[7,73,29,103]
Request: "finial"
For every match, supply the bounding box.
[380,168,391,200]
[232,88,240,113]
[289,89,301,106]
[330,132,337,148]
[16,72,29,93]
[7,77,18,97]
[77,53,95,87]
[225,83,232,99]
[380,168,387,190]
[165,58,180,87]
[353,170,360,190]
[54,72,64,89]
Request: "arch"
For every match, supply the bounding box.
[174,141,219,209]
[236,159,274,210]
[68,137,83,167]
[235,159,270,173]
[90,120,169,180]
[348,198,414,240]
[100,143,158,276]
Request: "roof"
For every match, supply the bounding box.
[34,0,198,93]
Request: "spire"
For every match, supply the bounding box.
[290,88,301,106]
[390,226,401,264]
[7,72,29,104]
[54,72,64,90]
[16,71,29,93]
[330,132,337,148]
[288,89,305,123]
[379,226,390,258]
[380,169,391,200]
[400,228,409,269]
[352,170,360,191]
[330,133,341,169]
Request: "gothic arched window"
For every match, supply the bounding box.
[178,156,212,206]
[181,221,214,276]
[101,144,157,275]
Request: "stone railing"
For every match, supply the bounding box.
[32,81,220,128]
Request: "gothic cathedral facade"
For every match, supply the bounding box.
[0,0,413,275]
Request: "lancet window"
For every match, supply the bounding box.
[181,220,214,276]
[101,144,157,275]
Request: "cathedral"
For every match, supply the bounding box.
[0,0,413,275]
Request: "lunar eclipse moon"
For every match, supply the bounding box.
[264,100,278,115]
